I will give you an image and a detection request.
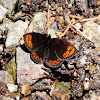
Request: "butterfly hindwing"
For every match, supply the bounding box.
[30,43,46,64]
[45,40,64,68]
[24,32,46,63]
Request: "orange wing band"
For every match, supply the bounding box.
[32,51,42,62]
[49,58,61,66]
[25,34,33,48]
[63,45,75,58]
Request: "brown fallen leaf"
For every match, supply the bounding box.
[21,83,32,96]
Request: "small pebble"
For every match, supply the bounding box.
[48,28,57,38]
[56,7,63,13]
[67,64,74,69]
[7,84,18,92]
[84,82,90,90]
[72,71,77,77]
[75,23,82,30]
[80,56,87,65]
[0,44,4,52]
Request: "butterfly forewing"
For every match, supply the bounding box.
[50,38,77,60]
[24,32,46,63]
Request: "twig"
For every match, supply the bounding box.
[70,23,94,43]
[46,5,51,32]
[46,5,56,35]
[32,75,57,81]
[60,16,75,38]
[32,75,58,96]
[80,15,100,22]
[69,15,83,19]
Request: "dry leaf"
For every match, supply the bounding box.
[21,83,32,96]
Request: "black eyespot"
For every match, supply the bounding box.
[69,49,72,53]
[28,37,30,41]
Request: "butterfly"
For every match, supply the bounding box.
[24,32,77,68]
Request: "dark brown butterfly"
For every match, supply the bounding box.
[24,32,77,68]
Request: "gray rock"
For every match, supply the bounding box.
[0,95,14,100]
[0,5,8,22]
[5,20,28,48]
[1,0,17,14]
[0,70,14,84]
[16,47,45,85]
[27,12,46,34]
[0,18,14,35]
[83,21,100,52]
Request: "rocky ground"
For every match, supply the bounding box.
[0,0,100,100]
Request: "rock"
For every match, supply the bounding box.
[27,12,46,34]
[1,0,17,14]
[84,82,90,90]
[32,91,51,100]
[7,84,18,92]
[6,57,16,83]
[56,7,63,13]
[5,20,28,48]
[0,70,14,84]
[74,23,82,30]
[0,18,14,35]
[0,5,8,22]
[0,44,4,53]
[48,28,57,38]
[50,81,70,99]
[78,56,87,66]
[16,47,45,85]
[51,22,59,32]
[67,64,74,69]
[89,93,100,100]
[0,95,14,100]
[83,21,100,52]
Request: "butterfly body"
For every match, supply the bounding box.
[24,32,77,68]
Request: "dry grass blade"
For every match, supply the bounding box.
[80,15,100,22]
[59,16,75,38]
[70,23,94,43]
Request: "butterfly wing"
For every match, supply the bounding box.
[51,38,77,60]
[24,32,46,64]
[45,42,64,68]
[45,38,77,68]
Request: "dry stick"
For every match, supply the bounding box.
[60,16,75,38]
[32,75,58,81]
[72,15,100,25]
[46,5,56,35]
[70,23,94,43]
[70,16,99,43]
[69,15,84,19]
[50,79,58,96]
[46,5,51,32]
[33,75,58,96]
[80,15,100,22]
